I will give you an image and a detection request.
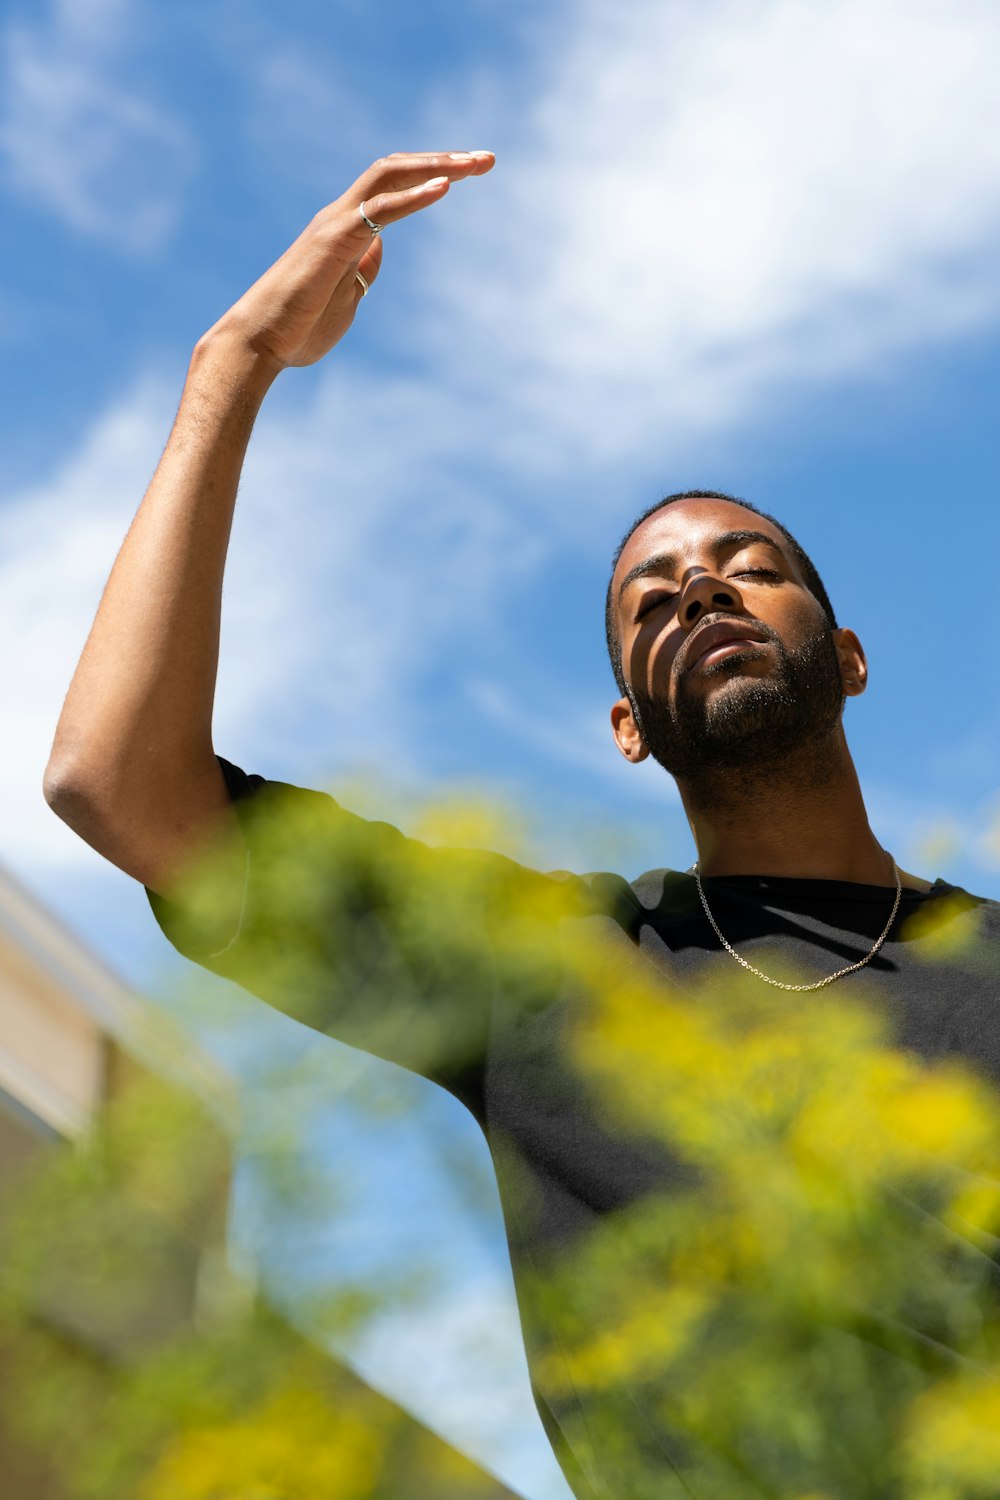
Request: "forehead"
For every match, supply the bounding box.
[612,498,791,592]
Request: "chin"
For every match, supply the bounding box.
[638,673,844,781]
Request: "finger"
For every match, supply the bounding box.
[358,150,494,198]
[356,175,452,234]
[356,151,495,231]
[308,151,494,260]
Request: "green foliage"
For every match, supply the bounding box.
[6,786,1000,1498]
[522,926,1000,1497]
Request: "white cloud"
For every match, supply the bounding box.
[215,367,541,776]
[410,0,1000,470]
[0,0,194,251]
[465,673,679,796]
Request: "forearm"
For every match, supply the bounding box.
[45,333,277,871]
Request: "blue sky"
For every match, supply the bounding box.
[3,0,1000,1494]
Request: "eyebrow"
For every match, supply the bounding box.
[616,529,786,606]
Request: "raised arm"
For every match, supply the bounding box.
[44,151,494,896]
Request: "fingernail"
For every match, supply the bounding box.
[427,176,449,188]
[471,149,494,157]
[448,152,473,160]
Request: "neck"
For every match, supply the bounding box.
[677,726,895,885]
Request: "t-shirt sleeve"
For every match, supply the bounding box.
[145,756,586,1110]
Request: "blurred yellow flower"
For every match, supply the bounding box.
[902,893,983,958]
[901,1373,1000,1495]
[138,1388,382,1500]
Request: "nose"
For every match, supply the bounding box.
[678,571,744,630]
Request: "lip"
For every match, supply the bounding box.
[684,618,770,673]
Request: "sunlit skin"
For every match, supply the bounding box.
[609,497,931,890]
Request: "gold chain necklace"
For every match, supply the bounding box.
[693,855,902,993]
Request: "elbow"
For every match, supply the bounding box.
[43,741,109,828]
[43,754,91,825]
[43,752,70,814]
[42,755,137,878]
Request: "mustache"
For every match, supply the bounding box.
[673,611,780,678]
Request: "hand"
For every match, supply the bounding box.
[208,151,495,373]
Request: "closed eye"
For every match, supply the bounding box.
[732,568,780,582]
[635,591,677,622]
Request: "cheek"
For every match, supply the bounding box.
[629,624,683,698]
[775,593,825,643]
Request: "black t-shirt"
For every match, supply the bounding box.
[147,758,1000,1500]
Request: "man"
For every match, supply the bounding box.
[45,153,1000,1499]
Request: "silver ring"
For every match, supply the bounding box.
[359,200,385,235]
[355,270,369,297]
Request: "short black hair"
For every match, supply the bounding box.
[605,489,837,694]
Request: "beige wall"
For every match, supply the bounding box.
[0,923,105,1137]
[0,859,234,1140]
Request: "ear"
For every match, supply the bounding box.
[834,628,867,698]
[611,696,651,763]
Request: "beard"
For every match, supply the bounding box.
[630,618,846,783]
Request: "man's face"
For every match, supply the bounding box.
[609,499,862,779]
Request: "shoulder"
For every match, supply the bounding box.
[900,878,1000,966]
[568,865,695,940]
[924,878,1000,914]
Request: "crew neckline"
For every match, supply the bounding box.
[690,872,953,903]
